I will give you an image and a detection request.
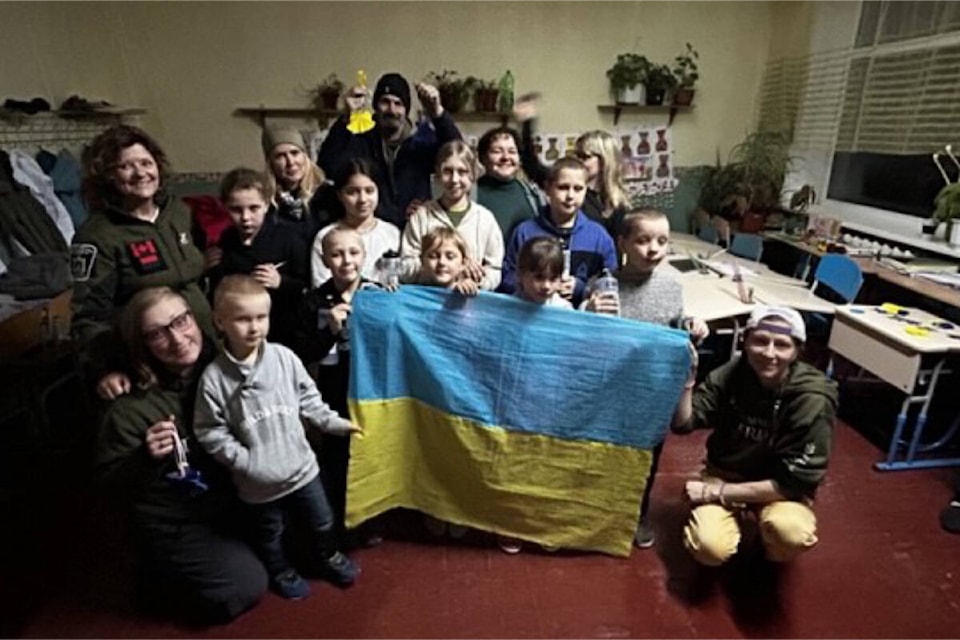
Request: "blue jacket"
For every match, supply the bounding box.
[317,113,462,229]
[502,207,617,307]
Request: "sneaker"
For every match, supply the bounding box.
[634,517,656,549]
[940,500,960,534]
[447,524,469,539]
[318,551,359,588]
[539,543,559,552]
[498,535,523,554]
[423,515,447,537]
[272,569,310,600]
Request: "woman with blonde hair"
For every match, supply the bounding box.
[261,125,338,244]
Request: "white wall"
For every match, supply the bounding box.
[0,1,776,172]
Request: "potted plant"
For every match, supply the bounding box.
[426,70,476,114]
[933,181,960,245]
[644,63,676,106]
[606,53,650,105]
[671,42,700,106]
[472,79,500,113]
[698,131,792,233]
[313,73,344,111]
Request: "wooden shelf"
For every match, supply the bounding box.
[234,106,341,127]
[54,107,145,118]
[597,104,693,126]
[444,110,513,125]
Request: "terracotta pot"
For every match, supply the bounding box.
[672,88,695,107]
[474,88,500,113]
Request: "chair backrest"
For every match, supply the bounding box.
[812,253,863,302]
[729,233,764,261]
[697,225,719,245]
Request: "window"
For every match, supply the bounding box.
[758,1,960,220]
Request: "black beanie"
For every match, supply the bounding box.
[373,73,411,113]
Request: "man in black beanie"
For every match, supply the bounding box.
[318,72,462,229]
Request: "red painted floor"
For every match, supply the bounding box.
[4,419,959,638]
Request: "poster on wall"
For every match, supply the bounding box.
[532,126,678,196]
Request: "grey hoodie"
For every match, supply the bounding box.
[194,341,353,504]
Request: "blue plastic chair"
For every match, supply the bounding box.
[811,253,863,303]
[697,225,719,245]
[729,233,764,261]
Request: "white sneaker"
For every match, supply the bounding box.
[634,517,655,549]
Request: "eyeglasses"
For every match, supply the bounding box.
[143,310,194,345]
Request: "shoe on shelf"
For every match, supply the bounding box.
[318,551,359,588]
[940,500,960,534]
[498,535,524,554]
[272,569,310,600]
[634,517,656,549]
[447,524,469,539]
[539,543,559,553]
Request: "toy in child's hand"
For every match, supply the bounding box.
[164,425,208,497]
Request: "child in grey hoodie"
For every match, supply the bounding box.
[194,275,361,600]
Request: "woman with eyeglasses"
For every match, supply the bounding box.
[71,125,212,400]
[513,94,630,238]
[95,286,267,624]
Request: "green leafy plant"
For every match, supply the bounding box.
[699,131,792,217]
[672,42,700,90]
[426,69,477,113]
[644,63,677,105]
[933,182,960,222]
[606,53,651,92]
[311,73,344,110]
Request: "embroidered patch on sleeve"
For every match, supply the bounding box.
[70,244,98,282]
[126,239,168,275]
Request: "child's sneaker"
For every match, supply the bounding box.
[272,569,310,600]
[423,515,447,537]
[318,551,359,588]
[498,535,523,554]
[634,517,656,549]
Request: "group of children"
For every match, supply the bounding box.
[189,121,709,600]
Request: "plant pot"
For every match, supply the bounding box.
[319,90,340,111]
[949,220,960,247]
[672,88,695,107]
[645,87,666,106]
[474,88,500,113]
[616,85,644,105]
[439,86,467,114]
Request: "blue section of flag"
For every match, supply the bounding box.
[350,286,691,449]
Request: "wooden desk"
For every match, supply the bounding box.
[828,304,960,470]
[670,232,722,258]
[871,262,960,310]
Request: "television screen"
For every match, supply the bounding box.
[827,151,957,218]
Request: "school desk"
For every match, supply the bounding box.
[828,304,960,470]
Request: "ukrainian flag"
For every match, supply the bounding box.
[347,286,690,556]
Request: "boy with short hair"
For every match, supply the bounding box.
[502,157,617,307]
[297,227,383,546]
[194,275,360,600]
[585,208,709,550]
[209,167,308,348]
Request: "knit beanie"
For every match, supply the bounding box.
[373,73,412,113]
[261,125,306,157]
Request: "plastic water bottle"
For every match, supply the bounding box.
[379,249,402,288]
[497,70,514,114]
[593,268,620,316]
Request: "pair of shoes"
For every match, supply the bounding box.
[634,517,656,549]
[940,500,960,534]
[272,569,310,600]
[361,532,384,547]
[539,543,559,552]
[448,524,469,539]
[59,95,111,112]
[318,551,359,587]
[498,535,524,554]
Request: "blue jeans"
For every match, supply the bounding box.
[251,475,335,577]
